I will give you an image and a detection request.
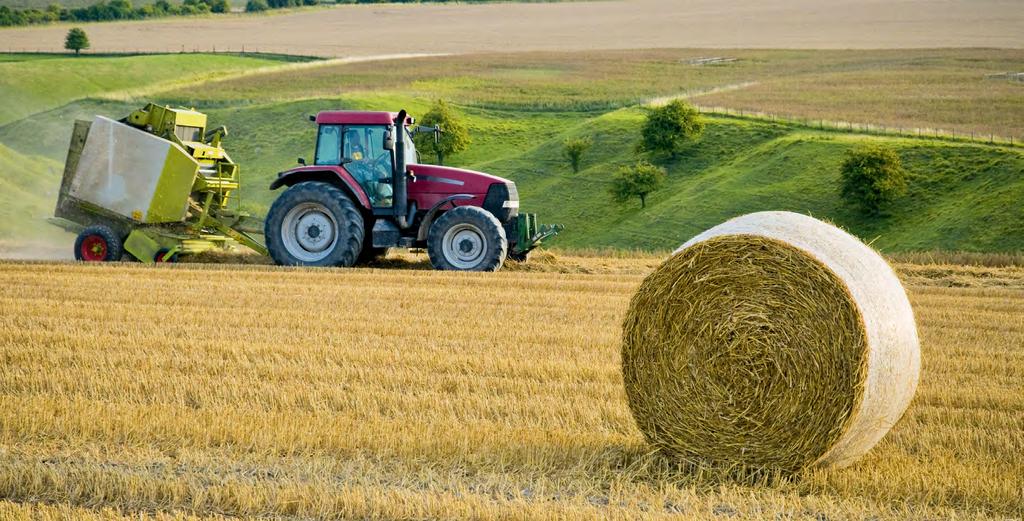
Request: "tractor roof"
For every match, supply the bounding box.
[315,111,414,126]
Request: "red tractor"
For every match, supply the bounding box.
[264,110,559,271]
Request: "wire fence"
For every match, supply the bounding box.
[694,104,1021,149]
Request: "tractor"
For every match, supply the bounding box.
[264,110,560,271]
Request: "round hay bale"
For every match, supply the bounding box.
[621,211,920,472]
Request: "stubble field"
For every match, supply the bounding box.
[0,255,1021,519]
[0,0,1022,56]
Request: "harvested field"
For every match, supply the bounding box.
[0,0,1022,56]
[0,256,1021,519]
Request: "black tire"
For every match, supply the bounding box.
[154,248,179,263]
[427,206,507,271]
[74,225,123,262]
[264,182,365,267]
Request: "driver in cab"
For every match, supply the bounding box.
[344,128,393,207]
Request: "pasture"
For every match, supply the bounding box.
[0,256,1021,519]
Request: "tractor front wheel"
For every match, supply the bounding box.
[74,225,123,262]
[265,182,365,267]
[427,206,507,271]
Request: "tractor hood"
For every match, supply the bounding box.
[406,164,519,223]
[407,164,510,193]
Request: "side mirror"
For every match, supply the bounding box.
[308,115,316,122]
[297,157,306,166]
[383,125,395,151]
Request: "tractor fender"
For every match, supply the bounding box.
[270,166,372,210]
[416,194,475,242]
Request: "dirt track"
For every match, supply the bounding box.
[1,0,1021,56]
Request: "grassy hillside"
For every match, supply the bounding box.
[166,49,1024,138]
[0,143,73,251]
[0,53,284,126]
[1,50,1022,254]
[477,110,1024,252]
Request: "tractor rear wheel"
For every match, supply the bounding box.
[74,225,123,262]
[427,206,507,272]
[265,182,365,267]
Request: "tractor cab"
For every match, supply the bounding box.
[265,109,560,271]
[310,111,414,209]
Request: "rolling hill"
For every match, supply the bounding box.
[1,50,1022,255]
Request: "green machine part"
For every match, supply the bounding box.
[514,213,563,255]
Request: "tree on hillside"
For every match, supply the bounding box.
[610,160,667,209]
[839,144,908,215]
[64,27,89,55]
[245,0,268,11]
[208,0,230,12]
[563,136,592,174]
[414,99,470,166]
[638,99,704,159]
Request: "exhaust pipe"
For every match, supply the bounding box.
[393,109,410,229]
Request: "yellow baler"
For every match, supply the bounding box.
[53,103,266,262]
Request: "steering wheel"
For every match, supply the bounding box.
[372,154,392,181]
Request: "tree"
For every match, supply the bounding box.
[563,136,592,174]
[414,99,470,165]
[610,160,667,209]
[64,27,89,55]
[245,0,268,11]
[208,0,229,12]
[839,144,908,215]
[638,99,704,158]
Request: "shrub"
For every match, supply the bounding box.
[246,0,269,11]
[638,99,704,158]
[64,27,90,55]
[413,99,470,166]
[839,144,907,215]
[563,137,592,174]
[182,0,211,12]
[208,0,230,12]
[610,160,667,209]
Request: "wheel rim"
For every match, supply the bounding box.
[80,235,108,261]
[154,249,174,263]
[442,223,487,269]
[280,202,339,263]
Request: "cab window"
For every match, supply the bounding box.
[314,125,341,165]
[342,125,394,208]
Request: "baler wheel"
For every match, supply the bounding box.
[427,206,507,272]
[154,249,178,263]
[264,182,365,267]
[74,225,123,262]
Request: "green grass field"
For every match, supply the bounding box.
[1,49,1022,254]
[0,53,287,126]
